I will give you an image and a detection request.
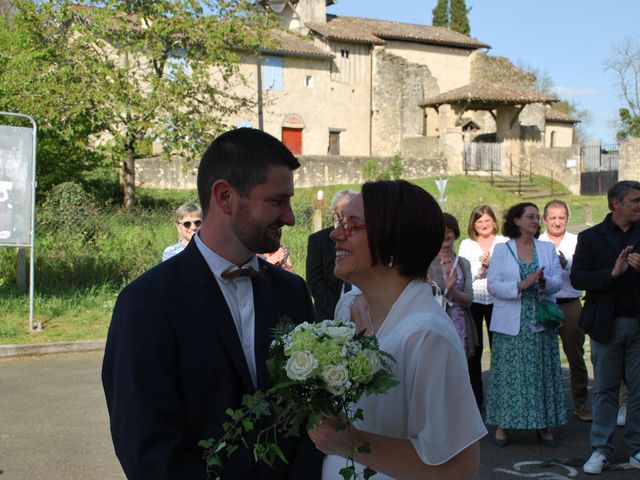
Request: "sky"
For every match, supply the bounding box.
[328,0,639,144]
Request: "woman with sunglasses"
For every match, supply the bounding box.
[162,202,202,261]
[309,180,486,480]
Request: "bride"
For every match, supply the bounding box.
[308,180,486,479]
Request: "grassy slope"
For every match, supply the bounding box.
[0,176,609,345]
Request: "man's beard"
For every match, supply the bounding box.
[232,203,281,254]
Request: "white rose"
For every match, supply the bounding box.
[325,325,355,344]
[285,351,318,381]
[322,364,350,394]
[363,349,382,374]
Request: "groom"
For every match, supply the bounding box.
[102,128,323,479]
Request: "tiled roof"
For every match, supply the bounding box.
[307,15,490,49]
[262,30,334,59]
[545,108,580,124]
[419,81,556,108]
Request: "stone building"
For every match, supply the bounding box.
[140,0,583,189]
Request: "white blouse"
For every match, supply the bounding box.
[322,281,487,479]
[458,235,507,305]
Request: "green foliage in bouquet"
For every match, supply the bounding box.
[199,320,399,480]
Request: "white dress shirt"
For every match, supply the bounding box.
[539,231,582,299]
[195,234,258,388]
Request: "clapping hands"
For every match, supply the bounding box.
[612,246,637,278]
[519,267,545,291]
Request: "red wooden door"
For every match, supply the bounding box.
[282,127,302,154]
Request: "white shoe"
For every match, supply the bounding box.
[617,406,627,427]
[631,451,640,468]
[583,450,609,475]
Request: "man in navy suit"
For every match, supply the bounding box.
[571,180,640,474]
[306,189,356,320]
[102,128,323,479]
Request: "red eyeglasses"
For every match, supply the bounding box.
[332,212,366,237]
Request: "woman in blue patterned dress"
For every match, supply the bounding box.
[485,202,567,447]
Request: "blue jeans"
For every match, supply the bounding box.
[590,316,640,457]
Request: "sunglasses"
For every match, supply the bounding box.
[332,212,366,237]
[179,220,202,229]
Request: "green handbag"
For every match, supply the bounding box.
[537,300,565,328]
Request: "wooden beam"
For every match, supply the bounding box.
[509,105,526,128]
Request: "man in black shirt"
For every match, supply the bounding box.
[571,180,640,474]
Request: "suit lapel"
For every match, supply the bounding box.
[253,261,276,391]
[180,242,254,392]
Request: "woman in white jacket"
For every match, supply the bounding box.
[485,202,567,447]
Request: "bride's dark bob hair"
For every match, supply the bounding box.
[362,180,444,280]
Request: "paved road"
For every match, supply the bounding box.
[0,351,638,479]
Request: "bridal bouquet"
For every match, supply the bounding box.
[200,319,399,480]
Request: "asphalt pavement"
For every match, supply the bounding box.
[0,350,638,479]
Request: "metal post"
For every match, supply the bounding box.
[509,154,513,176]
[257,56,264,131]
[518,169,522,196]
[490,154,494,185]
[551,171,554,196]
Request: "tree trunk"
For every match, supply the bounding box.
[122,148,136,210]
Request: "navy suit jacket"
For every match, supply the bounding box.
[102,240,323,479]
[306,227,342,320]
[571,214,640,343]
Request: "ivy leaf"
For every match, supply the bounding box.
[364,467,378,479]
[357,442,371,454]
[339,466,355,480]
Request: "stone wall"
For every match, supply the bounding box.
[371,48,438,156]
[529,145,581,195]
[136,153,448,190]
[619,138,640,181]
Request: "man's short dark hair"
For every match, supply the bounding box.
[443,212,461,239]
[466,204,498,240]
[197,128,300,216]
[543,199,569,218]
[607,180,640,210]
[502,202,540,239]
[362,180,444,280]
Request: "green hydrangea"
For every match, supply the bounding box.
[347,351,374,384]
[285,329,317,354]
[312,340,343,367]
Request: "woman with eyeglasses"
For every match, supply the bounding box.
[485,202,566,447]
[162,202,202,261]
[308,180,486,480]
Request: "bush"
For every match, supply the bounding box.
[361,156,405,182]
[38,181,102,245]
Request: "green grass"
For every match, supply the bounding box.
[0,175,609,345]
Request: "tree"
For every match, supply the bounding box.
[431,0,448,27]
[1,0,276,208]
[605,37,640,140]
[0,5,108,195]
[449,0,470,35]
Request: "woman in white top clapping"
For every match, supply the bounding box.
[458,205,506,410]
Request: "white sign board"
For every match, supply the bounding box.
[0,126,33,246]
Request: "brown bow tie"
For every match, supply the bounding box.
[220,265,266,280]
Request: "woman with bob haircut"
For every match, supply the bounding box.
[427,213,477,358]
[458,205,507,409]
[486,202,566,447]
[309,180,486,480]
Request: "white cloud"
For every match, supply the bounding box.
[553,86,598,97]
